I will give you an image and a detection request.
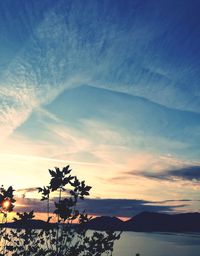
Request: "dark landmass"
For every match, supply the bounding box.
[1,212,200,232]
[123,212,200,232]
[0,219,56,230]
[86,212,200,232]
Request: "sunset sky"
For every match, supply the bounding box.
[0,0,200,217]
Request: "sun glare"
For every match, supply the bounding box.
[2,199,11,210]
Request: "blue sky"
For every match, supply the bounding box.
[0,0,200,216]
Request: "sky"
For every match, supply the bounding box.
[0,0,200,217]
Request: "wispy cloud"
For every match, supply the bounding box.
[16,187,38,194]
[0,86,37,139]
[0,0,200,143]
[131,165,200,182]
[14,196,189,217]
[0,0,200,214]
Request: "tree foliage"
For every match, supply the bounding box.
[0,165,121,255]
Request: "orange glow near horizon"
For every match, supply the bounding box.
[2,198,11,211]
[4,211,130,223]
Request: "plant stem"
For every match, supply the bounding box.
[56,187,62,255]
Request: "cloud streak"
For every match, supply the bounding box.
[15,197,190,217]
[129,165,200,182]
[0,0,200,140]
[0,0,200,214]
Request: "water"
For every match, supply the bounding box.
[1,229,200,255]
[112,232,200,256]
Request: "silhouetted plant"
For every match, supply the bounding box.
[0,186,15,216]
[0,165,121,255]
[0,186,15,255]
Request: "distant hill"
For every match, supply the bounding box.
[86,212,200,232]
[1,212,200,232]
[85,216,124,231]
[124,211,200,232]
[0,219,56,230]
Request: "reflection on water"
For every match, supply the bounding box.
[1,229,200,256]
[112,232,200,256]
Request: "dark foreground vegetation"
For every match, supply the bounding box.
[0,165,121,255]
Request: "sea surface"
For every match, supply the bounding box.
[1,229,200,255]
[112,232,200,256]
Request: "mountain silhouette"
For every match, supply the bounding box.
[2,212,200,232]
[86,212,200,232]
[0,219,56,230]
[126,211,200,232]
[85,216,124,231]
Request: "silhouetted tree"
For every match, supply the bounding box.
[0,165,121,255]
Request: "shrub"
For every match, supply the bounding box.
[0,165,121,255]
